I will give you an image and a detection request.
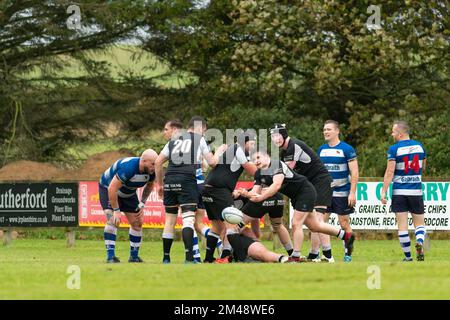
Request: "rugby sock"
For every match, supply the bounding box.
[336,229,346,240]
[398,231,412,259]
[284,242,293,256]
[182,227,194,261]
[291,250,301,258]
[415,226,426,245]
[322,245,332,259]
[104,224,117,260]
[162,233,174,262]
[227,230,246,262]
[201,226,210,238]
[343,240,348,255]
[193,230,201,262]
[221,244,232,259]
[129,228,142,259]
[307,250,319,260]
[205,232,220,262]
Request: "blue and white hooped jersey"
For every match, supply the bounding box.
[318,142,357,197]
[196,165,205,185]
[99,157,155,198]
[387,140,426,196]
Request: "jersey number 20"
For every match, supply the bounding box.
[172,139,192,154]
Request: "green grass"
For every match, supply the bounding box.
[1,239,450,300]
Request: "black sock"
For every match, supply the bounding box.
[307,252,319,260]
[162,237,173,261]
[227,233,247,262]
[182,227,194,261]
[323,249,332,259]
[205,234,219,262]
[221,249,231,259]
[287,249,294,256]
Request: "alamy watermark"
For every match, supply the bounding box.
[66,5,81,30]
[66,265,81,290]
[366,265,381,289]
[366,5,382,30]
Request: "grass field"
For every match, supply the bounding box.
[1,238,449,300]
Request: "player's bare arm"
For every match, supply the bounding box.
[285,160,296,170]
[381,160,396,204]
[251,174,284,202]
[242,162,257,176]
[348,159,359,207]
[204,143,227,168]
[108,176,123,226]
[155,153,168,197]
[138,181,154,213]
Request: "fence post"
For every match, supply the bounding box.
[424,231,431,252]
[66,228,76,247]
[3,228,13,246]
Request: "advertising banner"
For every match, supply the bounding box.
[289,181,449,230]
[0,183,78,227]
[78,181,257,228]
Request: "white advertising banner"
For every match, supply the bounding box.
[289,182,450,231]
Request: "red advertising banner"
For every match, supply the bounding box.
[78,181,258,228]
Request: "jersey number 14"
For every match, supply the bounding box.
[402,155,420,174]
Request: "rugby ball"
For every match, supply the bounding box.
[221,206,244,225]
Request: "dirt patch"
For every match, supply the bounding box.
[0,150,134,181]
[0,160,68,181]
[77,150,134,180]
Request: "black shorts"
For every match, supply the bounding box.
[327,196,354,215]
[98,184,139,213]
[163,175,199,208]
[202,186,234,221]
[392,195,424,214]
[241,193,285,219]
[240,235,257,256]
[291,180,316,212]
[197,183,205,210]
[310,173,333,207]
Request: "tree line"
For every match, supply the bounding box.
[0,0,448,176]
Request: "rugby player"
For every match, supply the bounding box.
[270,123,337,261]
[316,120,359,262]
[99,149,158,263]
[202,130,257,263]
[156,116,226,263]
[381,120,427,262]
[245,151,355,263]
[235,231,289,263]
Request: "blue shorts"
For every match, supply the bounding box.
[197,183,205,210]
[327,196,354,216]
[98,184,139,213]
[392,195,424,214]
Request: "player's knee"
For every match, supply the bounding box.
[104,209,114,223]
[131,219,143,231]
[270,218,282,232]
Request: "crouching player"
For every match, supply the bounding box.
[99,149,158,263]
[234,191,294,257]
[244,151,355,263]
